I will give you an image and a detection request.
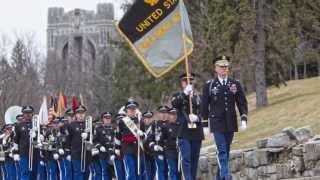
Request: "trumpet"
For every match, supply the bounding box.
[81,116,93,172]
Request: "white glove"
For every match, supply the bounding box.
[203,128,211,137]
[240,120,247,131]
[189,114,198,123]
[12,143,18,151]
[39,135,44,141]
[158,155,164,160]
[154,145,163,151]
[58,149,65,155]
[91,148,99,156]
[183,84,193,95]
[66,155,71,161]
[9,153,13,158]
[40,160,45,166]
[115,149,120,156]
[53,153,59,160]
[13,154,20,161]
[118,106,126,114]
[29,130,36,138]
[81,133,88,139]
[49,136,55,142]
[110,155,116,161]
[99,146,106,152]
[137,130,145,137]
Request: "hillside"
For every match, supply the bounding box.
[204,77,320,149]
[232,77,320,149]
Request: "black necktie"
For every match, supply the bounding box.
[222,79,226,86]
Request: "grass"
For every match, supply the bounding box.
[203,77,320,150]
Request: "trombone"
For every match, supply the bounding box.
[29,114,39,171]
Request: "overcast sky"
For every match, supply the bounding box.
[0,0,126,52]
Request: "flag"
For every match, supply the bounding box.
[79,94,84,106]
[72,96,79,111]
[38,96,48,125]
[49,96,58,118]
[57,92,66,117]
[117,0,194,78]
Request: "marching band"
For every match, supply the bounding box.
[0,76,203,180]
[0,56,248,180]
[0,102,198,180]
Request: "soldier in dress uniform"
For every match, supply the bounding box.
[1,124,16,180]
[146,106,168,180]
[0,126,5,180]
[113,113,126,180]
[67,105,91,180]
[162,108,180,180]
[201,56,248,180]
[14,105,39,180]
[142,110,156,180]
[42,117,64,180]
[93,111,116,180]
[14,114,23,179]
[58,108,74,180]
[89,129,101,180]
[171,73,204,180]
[118,99,146,180]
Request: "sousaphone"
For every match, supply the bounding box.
[5,106,22,125]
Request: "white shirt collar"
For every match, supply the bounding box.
[218,76,228,85]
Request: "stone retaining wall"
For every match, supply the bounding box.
[197,127,320,180]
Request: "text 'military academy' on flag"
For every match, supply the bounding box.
[116,0,194,78]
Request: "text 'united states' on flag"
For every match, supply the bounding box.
[117,0,194,78]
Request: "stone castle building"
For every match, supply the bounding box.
[46,3,118,112]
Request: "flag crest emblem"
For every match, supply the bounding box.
[144,0,159,6]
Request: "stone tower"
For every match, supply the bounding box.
[46,3,118,112]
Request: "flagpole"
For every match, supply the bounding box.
[179,0,195,129]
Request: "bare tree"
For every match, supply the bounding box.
[0,34,43,121]
[254,0,268,107]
